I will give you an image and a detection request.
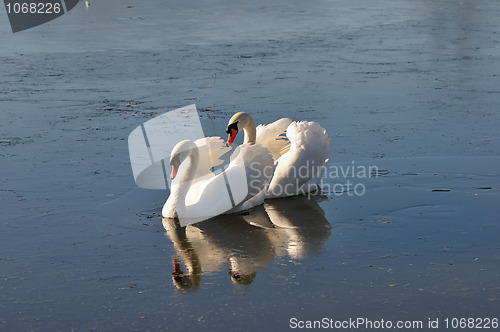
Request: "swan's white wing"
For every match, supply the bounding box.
[175,172,234,224]
[255,118,293,160]
[177,143,273,222]
[267,121,330,198]
[164,171,235,224]
[226,143,275,213]
[185,136,232,204]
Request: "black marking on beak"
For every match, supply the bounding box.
[226,121,239,135]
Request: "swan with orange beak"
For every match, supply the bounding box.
[226,112,257,147]
[225,112,330,199]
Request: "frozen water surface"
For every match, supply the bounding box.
[1,0,499,331]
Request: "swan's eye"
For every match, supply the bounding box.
[226,121,239,134]
[170,154,181,166]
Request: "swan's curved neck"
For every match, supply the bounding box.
[242,115,257,144]
[171,148,199,213]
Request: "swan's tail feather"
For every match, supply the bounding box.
[267,120,331,199]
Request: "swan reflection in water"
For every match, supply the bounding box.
[162,193,331,291]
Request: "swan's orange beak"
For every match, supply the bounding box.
[227,128,238,147]
[170,161,180,180]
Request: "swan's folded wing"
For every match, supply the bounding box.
[226,143,275,209]
[181,144,268,218]
[268,121,330,198]
[177,173,234,224]
[256,118,293,160]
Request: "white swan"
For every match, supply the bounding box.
[226,112,330,198]
[162,137,274,225]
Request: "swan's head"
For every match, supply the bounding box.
[169,140,197,180]
[225,112,254,146]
